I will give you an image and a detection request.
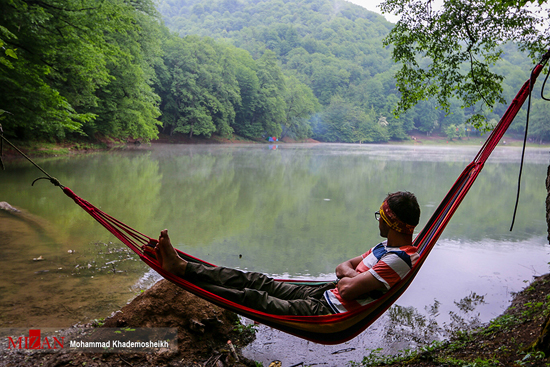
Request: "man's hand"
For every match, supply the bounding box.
[335,256,363,279]
[337,271,385,301]
[334,255,386,301]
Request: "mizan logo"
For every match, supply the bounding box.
[8,329,64,350]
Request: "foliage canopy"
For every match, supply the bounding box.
[380,0,550,129]
[0,0,163,140]
[3,0,550,143]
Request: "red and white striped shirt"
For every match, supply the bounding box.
[324,241,419,313]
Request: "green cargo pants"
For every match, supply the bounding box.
[185,262,336,316]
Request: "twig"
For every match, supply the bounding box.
[227,340,239,362]
[204,355,222,367]
[120,356,133,366]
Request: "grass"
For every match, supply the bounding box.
[3,133,549,160]
[392,133,550,148]
[2,139,115,159]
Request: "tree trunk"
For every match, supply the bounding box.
[533,164,550,353]
[532,313,550,354]
[546,165,550,244]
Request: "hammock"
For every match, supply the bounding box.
[6,53,549,345]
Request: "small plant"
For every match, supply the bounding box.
[496,345,510,353]
[515,351,546,366]
[349,347,417,366]
[349,348,386,366]
[233,321,258,335]
[521,301,544,318]
[419,340,445,353]
[482,314,518,335]
[91,318,105,327]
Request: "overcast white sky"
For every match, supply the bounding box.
[347,0,400,23]
[348,0,549,27]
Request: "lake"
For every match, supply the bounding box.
[1,143,549,365]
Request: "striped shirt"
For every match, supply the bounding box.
[324,241,419,313]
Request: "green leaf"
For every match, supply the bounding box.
[5,48,17,59]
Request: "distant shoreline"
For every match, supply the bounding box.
[1,133,549,162]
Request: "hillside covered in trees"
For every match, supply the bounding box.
[158,0,550,142]
[2,0,549,144]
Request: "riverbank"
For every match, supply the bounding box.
[358,272,550,367]
[2,132,548,161]
[0,133,319,161]
[1,279,258,367]
[0,138,115,159]
[400,132,547,147]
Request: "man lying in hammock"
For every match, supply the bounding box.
[154,191,421,316]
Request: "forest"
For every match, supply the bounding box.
[1,0,549,144]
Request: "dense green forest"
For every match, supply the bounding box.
[1,0,163,141]
[1,0,549,144]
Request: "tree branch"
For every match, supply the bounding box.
[463,17,493,109]
[23,0,98,13]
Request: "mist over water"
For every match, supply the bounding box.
[1,143,549,363]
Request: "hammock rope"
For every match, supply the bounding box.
[0,131,65,188]
[2,49,550,345]
[510,60,550,230]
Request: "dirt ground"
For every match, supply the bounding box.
[0,280,257,367]
[153,132,320,145]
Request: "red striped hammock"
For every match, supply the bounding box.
[61,60,547,345]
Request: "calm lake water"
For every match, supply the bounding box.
[1,143,549,365]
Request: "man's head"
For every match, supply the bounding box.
[378,191,420,237]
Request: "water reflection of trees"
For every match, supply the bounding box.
[385,292,486,346]
[2,146,547,276]
[0,153,162,242]
[149,147,547,274]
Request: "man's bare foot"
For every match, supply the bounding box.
[155,229,187,277]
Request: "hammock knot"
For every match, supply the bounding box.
[32,176,64,188]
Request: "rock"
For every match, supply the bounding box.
[0,201,20,213]
[189,318,206,334]
[100,279,252,363]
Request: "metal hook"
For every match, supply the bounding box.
[32,176,63,188]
